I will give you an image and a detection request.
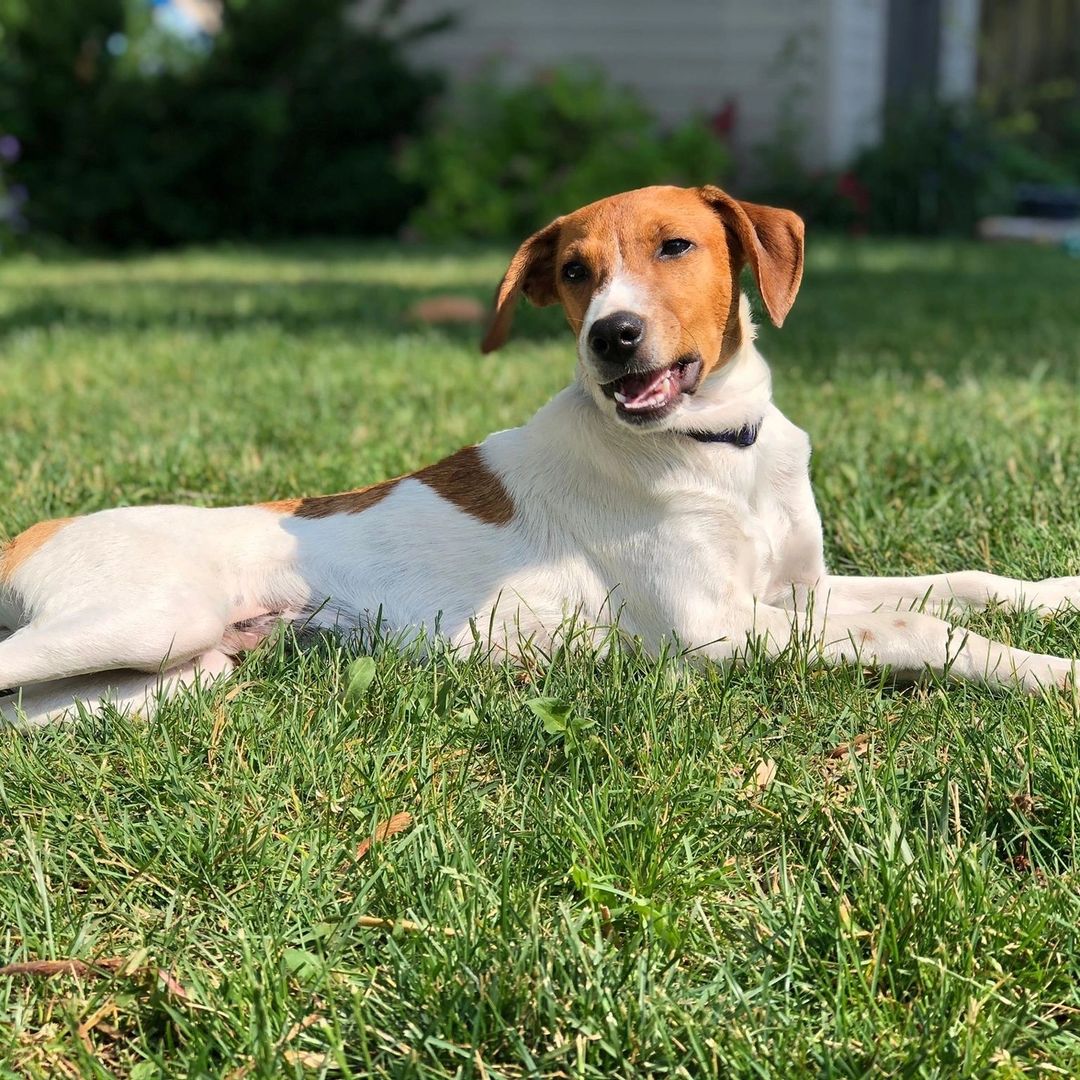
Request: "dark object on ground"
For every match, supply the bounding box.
[1014,183,1080,220]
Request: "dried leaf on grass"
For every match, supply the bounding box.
[751,758,778,790]
[827,734,870,759]
[599,904,613,940]
[355,811,413,860]
[77,998,119,1043]
[356,914,456,938]
[284,1049,332,1069]
[0,956,190,1000]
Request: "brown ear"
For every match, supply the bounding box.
[699,186,804,327]
[481,218,563,353]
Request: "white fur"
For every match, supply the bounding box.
[577,247,649,372]
[2,299,1078,726]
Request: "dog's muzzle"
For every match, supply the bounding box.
[599,355,704,424]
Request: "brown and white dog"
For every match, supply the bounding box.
[2,185,1078,725]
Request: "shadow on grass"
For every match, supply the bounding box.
[2,251,1079,383]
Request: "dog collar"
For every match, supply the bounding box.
[685,420,761,447]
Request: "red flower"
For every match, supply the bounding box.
[710,100,736,138]
[836,170,870,216]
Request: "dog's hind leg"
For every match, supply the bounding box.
[739,605,1077,695]
[1,649,236,728]
[798,573,1080,617]
[0,605,227,689]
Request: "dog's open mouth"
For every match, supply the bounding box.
[603,357,703,422]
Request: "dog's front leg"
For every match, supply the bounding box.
[775,573,1080,618]
[713,606,1076,695]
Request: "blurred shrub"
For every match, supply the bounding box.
[0,129,25,248]
[991,77,1080,187]
[853,104,1031,235]
[855,100,1080,235]
[0,0,442,246]
[753,99,1079,236]
[400,67,732,241]
[749,115,863,234]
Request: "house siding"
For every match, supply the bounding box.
[380,0,971,172]
[825,0,888,165]
[938,0,981,101]
[388,0,842,173]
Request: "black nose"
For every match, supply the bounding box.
[588,311,644,363]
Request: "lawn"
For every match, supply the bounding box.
[1,236,1079,1078]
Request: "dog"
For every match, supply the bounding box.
[2,184,1078,726]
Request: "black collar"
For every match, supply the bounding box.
[685,420,761,447]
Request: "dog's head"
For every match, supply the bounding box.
[482,185,804,429]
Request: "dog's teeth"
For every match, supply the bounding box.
[616,371,682,412]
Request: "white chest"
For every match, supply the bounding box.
[490,403,823,649]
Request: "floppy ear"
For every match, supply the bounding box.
[698,186,804,327]
[481,218,563,353]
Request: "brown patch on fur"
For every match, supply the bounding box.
[893,618,908,629]
[0,518,73,583]
[258,497,304,514]
[415,445,514,526]
[283,478,401,520]
[700,187,804,328]
[260,446,513,526]
[717,252,745,366]
[257,480,400,518]
[482,218,563,352]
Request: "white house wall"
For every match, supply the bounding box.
[366,1,984,172]
[824,0,888,167]
[938,0,981,102]
[385,0,859,174]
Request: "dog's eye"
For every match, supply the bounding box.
[562,261,589,283]
[659,238,694,258]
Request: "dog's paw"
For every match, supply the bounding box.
[1028,577,1080,618]
[1019,656,1078,696]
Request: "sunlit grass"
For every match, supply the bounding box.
[0,237,1079,1077]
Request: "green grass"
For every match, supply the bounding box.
[1,236,1079,1078]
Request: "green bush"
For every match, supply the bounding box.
[850,100,1080,236]
[752,99,1080,237]
[0,0,441,246]
[991,77,1080,187]
[400,67,732,241]
[747,115,863,234]
[849,103,1019,235]
[0,131,22,249]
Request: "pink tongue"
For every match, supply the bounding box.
[619,368,669,405]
